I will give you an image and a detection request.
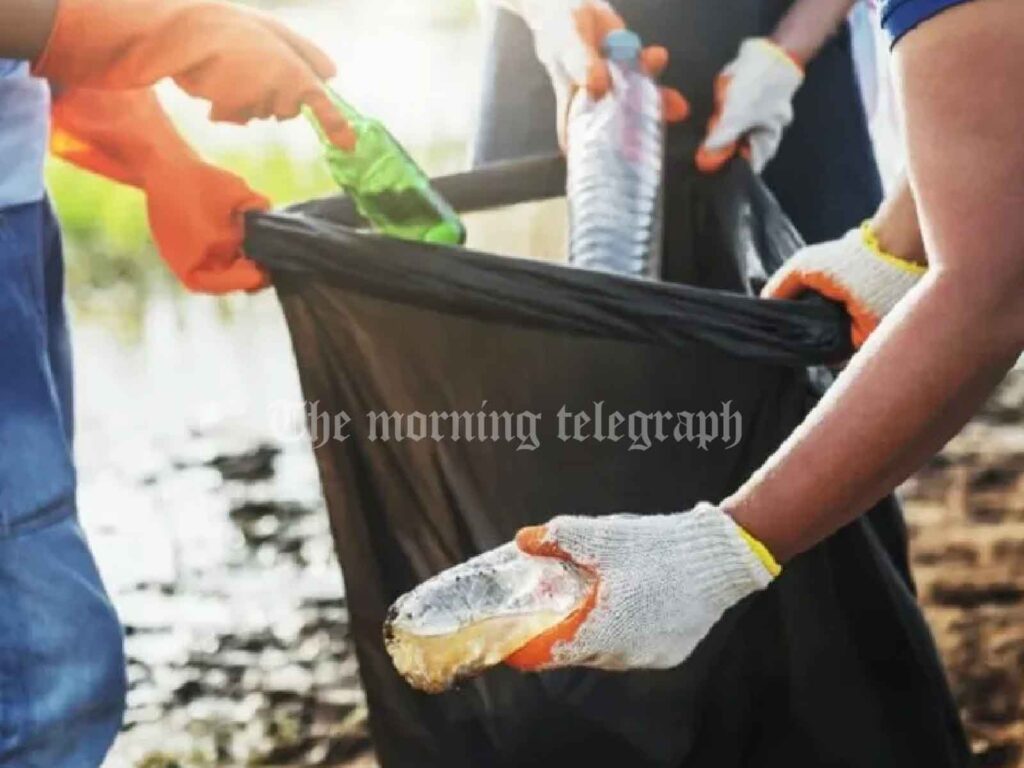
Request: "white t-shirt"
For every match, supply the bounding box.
[0,60,50,209]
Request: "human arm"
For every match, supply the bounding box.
[51,88,268,293]
[771,0,859,63]
[14,0,352,148]
[485,1,688,144]
[696,0,858,172]
[725,0,1024,559]
[506,0,1024,671]
[0,0,57,60]
[762,174,927,347]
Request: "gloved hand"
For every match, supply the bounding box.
[497,0,689,145]
[763,223,927,348]
[503,503,779,671]
[696,38,804,174]
[51,88,269,293]
[32,0,353,149]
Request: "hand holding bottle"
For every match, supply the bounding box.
[496,0,688,145]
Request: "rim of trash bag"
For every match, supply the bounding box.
[244,156,852,367]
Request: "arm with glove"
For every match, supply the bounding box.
[50,87,270,293]
[764,175,927,347]
[497,1,1024,677]
[29,0,352,147]
[489,0,689,144]
[695,0,858,173]
[2,0,354,293]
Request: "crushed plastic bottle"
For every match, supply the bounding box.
[384,543,593,693]
[305,86,466,245]
[567,29,664,279]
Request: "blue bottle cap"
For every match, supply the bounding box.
[602,29,642,62]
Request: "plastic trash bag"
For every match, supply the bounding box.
[244,156,968,768]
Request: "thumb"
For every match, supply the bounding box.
[506,523,598,671]
[515,524,572,560]
[701,111,745,153]
[695,73,741,173]
[695,132,740,174]
[761,266,804,300]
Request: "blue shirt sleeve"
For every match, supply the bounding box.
[880,0,975,44]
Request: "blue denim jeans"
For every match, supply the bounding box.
[0,199,126,767]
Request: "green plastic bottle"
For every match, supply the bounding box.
[305,87,466,245]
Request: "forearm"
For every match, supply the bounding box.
[770,0,857,63]
[725,0,1024,561]
[0,0,57,60]
[726,272,1019,560]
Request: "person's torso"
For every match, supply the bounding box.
[0,59,50,209]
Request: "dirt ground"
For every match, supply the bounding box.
[902,370,1024,768]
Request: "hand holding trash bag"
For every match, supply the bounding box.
[763,223,926,348]
[495,0,689,145]
[503,504,779,671]
[696,39,804,174]
[51,88,269,293]
[32,0,354,149]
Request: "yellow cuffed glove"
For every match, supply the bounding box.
[502,503,780,671]
[696,38,804,174]
[763,223,927,349]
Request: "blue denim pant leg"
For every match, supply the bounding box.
[0,200,127,767]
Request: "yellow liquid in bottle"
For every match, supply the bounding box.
[384,544,591,692]
[385,610,567,694]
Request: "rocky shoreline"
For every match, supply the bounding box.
[92,437,376,767]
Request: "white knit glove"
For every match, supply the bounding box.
[696,38,804,174]
[489,0,688,144]
[763,223,927,348]
[504,503,779,671]
[489,0,595,143]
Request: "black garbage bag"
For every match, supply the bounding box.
[244,157,969,768]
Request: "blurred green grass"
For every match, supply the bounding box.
[47,145,336,300]
[48,138,464,331]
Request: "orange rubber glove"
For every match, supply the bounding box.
[51,87,269,293]
[33,0,353,149]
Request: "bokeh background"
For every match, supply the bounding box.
[47,2,1023,766]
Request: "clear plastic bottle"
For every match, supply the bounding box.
[384,543,593,693]
[567,29,664,279]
